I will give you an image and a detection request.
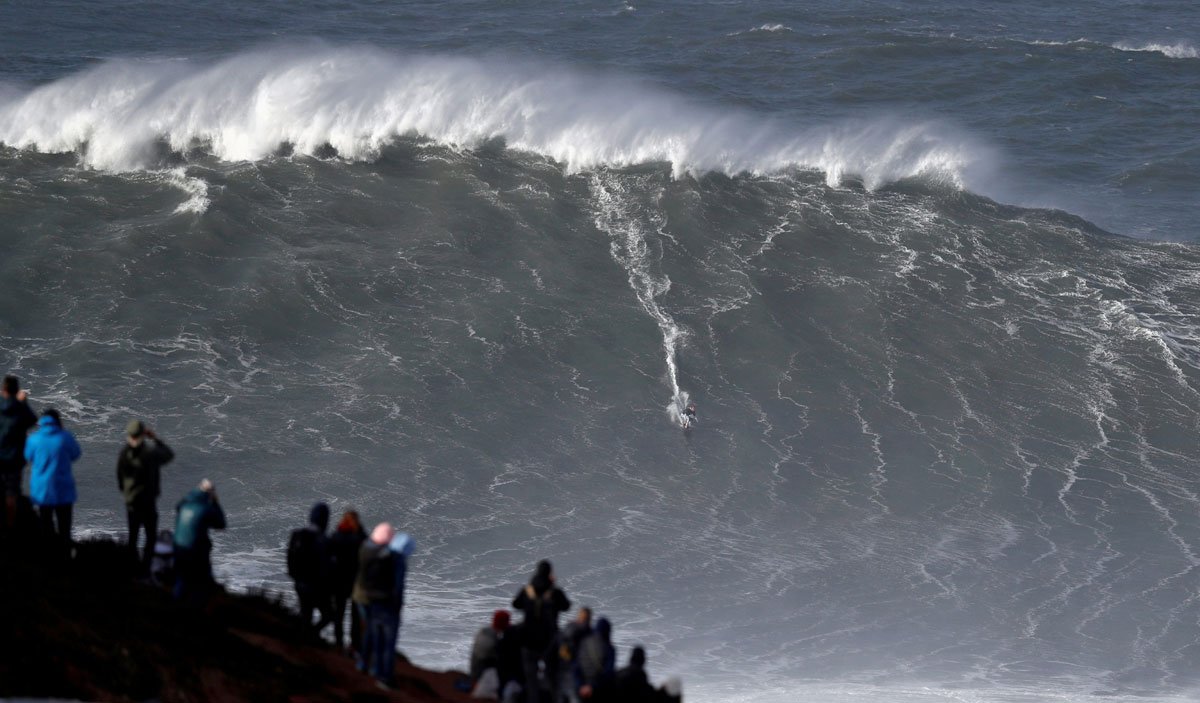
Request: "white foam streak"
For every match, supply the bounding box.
[590,173,691,426]
[165,167,210,214]
[1113,41,1199,59]
[0,45,988,190]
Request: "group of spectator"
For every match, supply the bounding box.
[0,373,226,603]
[286,501,415,688]
[467,559,682,703]
[3,372,682,699]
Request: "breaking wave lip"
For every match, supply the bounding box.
[729,24,794,36]
[1021,37,1199,60]
[1112,41,1199,59]
[0,43,993,193]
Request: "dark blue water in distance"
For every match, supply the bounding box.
[3,2,1200,701]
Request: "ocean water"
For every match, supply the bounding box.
[3,2,1200,701]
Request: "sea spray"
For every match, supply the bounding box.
[0,43,989,193]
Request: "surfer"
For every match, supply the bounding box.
[681,403,697,429]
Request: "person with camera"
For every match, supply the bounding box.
[117,419,175,573]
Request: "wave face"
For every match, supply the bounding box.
[5,137,1200,703]
[4,2,1200,702]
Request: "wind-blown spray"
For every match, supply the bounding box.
[0,43,990,192]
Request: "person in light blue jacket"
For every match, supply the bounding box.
[25,408,82,542]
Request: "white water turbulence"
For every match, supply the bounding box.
[1112,41,1199,59]
[590,172,692,427]
[0,43,992,191]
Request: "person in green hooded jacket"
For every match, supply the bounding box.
[117,419,174,572]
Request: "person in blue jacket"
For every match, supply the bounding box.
[173,478,226,603]
[24,408,82,543]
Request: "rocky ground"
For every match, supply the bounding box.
[0,531,473,703]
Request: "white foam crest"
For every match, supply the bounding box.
[730,24,794,36]
[164,167,210,214]
[1113,41,1199,59]
[0,44,989,190]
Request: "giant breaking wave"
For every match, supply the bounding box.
[0,43,992,191]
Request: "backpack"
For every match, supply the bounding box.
[287,527,323,583]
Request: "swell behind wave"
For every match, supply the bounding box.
[0,43,993,192]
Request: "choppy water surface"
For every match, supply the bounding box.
[2,2,1200,701]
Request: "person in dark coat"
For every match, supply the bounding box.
[614,646,657,703]
[512,559,571,703]
[353,522,397,686]
[471,609,511,685]
[559,607,593,703]
[0,375,37,532]
[173,479,226,604]
[117,419,175,572]
[327,509,367,652]
[25,409,82,544]
[287,501,334,635]
[572,617,615,702]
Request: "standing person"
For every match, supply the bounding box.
[512,560,571,703]
[386,530,415,666]
[572,617,615,702]
[116,419,174,573]
[173,479,226,604]
[559,607,593,703]
[327,509,367,654]
[614,646,656,703]
[681,403,697,429]
[287,501,334,635]
[24,409,81,545]
[353,522,397,686]
[0,375,37,532]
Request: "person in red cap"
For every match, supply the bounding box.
[471,610,512,689]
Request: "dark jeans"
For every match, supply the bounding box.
[521,644,559,703]
[37,504,72,542]
[333,593,361,651]
[126,498,157,571]
[174,545,214,605]
[295,582,334,633]
[357,602,399,685]
[0,460,22,497]
[1,460,23,532]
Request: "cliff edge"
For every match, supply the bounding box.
[0,536,472,703]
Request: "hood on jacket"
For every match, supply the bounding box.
[181,488,209,504]
[531,559,553,595]
[37,414,60,429]
[595,617,611,642]
[389,532,415,558]
[309,501,330,531]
